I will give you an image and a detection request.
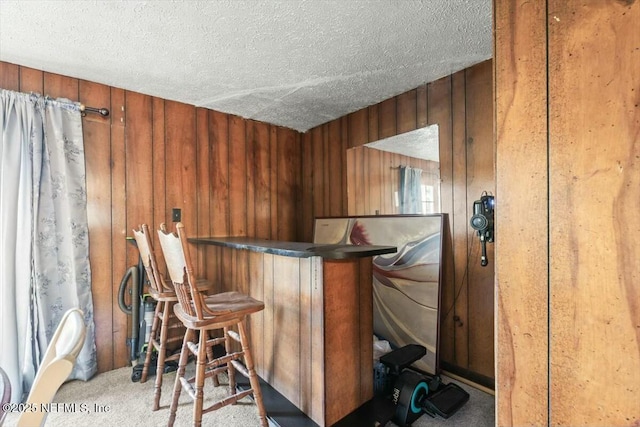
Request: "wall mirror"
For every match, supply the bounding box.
[346,124,441,216]
[340,124,443,373]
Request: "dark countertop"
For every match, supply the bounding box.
[188,236,396,260]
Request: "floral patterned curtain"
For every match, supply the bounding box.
[0,89,97,402]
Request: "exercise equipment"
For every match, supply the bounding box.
[334,343,470,426]
[380,344,470,426]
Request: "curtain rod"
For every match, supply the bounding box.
[79,104,110,117]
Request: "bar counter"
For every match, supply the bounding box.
[190,236,396,426]
[189,236,396,259]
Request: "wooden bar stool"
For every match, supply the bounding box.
[132,224,216,411]
[157,222,268,427]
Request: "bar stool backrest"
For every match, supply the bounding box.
[132,224,174,294]
[156,222,205,319]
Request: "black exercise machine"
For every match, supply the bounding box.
[334,344,469,426]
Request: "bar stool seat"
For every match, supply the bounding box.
[174,290,263,328]
[132,224,215,411]
[157,222,268,427]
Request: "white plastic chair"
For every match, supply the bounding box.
[17,308,87,427]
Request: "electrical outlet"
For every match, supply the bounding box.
[172,208,181,222]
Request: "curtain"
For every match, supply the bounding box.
[399,165,423,214]
[0,89,97,403]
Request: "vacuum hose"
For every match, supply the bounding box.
[118,265,140,363]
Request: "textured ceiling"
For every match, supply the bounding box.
[0,0,492,132]
[366,125,440,161]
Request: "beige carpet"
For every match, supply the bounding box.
[4,364,265,427]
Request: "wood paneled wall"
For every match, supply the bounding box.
[0,61,301,372]
[302,60,496,383]
[495,1,640,425]
[2,58,495,384]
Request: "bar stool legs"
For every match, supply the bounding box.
[168,328,194,427]
[224,326,236,398]
[140,299,168,411]
[167,319,268,427]
[140,298,162,385]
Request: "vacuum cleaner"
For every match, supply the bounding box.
[118,237,176,382]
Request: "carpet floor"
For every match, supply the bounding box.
[3,365,265,427]
[4,366,494,427]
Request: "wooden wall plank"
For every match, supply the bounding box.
[378,97,397,139]
[81,80,113,373]
[277,128,299,241]
[262,254,275,384]
[362,145,370,214]
[328,120,343,216]
[269,126,279,239]
[494,0,549,424]
[298,257,313,415]
[164,101,197,236]
[196,108,210,275]
[0,62,20,90]
[547,2,640,425]
[43,72,78,100]
[417,85,428,127]
[271,256,301,406]
[464,61,495,379]
[110,87,129,369]
[252,121,271,239]
[346,147,356,216]
[397,89,417,134]
[125,91,153,246]
[301,133,314,242]
[209,110,229,238]
[347,109,368,148]
[450,70,470,369]
[228,116,247,236]
[19,67,43,94]
[248,251,265,378]
[246,121,257,240]
[367,105,379,143]
[151,97,167,268]
[340,116,349,216]
[391,153,401,215]
[427,76,456,363]
[310,258,325,424]
[312,127,325,220]
[381,150,393,214]
[353,145,364,215]
[322,124,331,215]
[428,76,453,216]
[368,148,382,214]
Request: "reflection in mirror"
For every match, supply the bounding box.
[346,124,440,216]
